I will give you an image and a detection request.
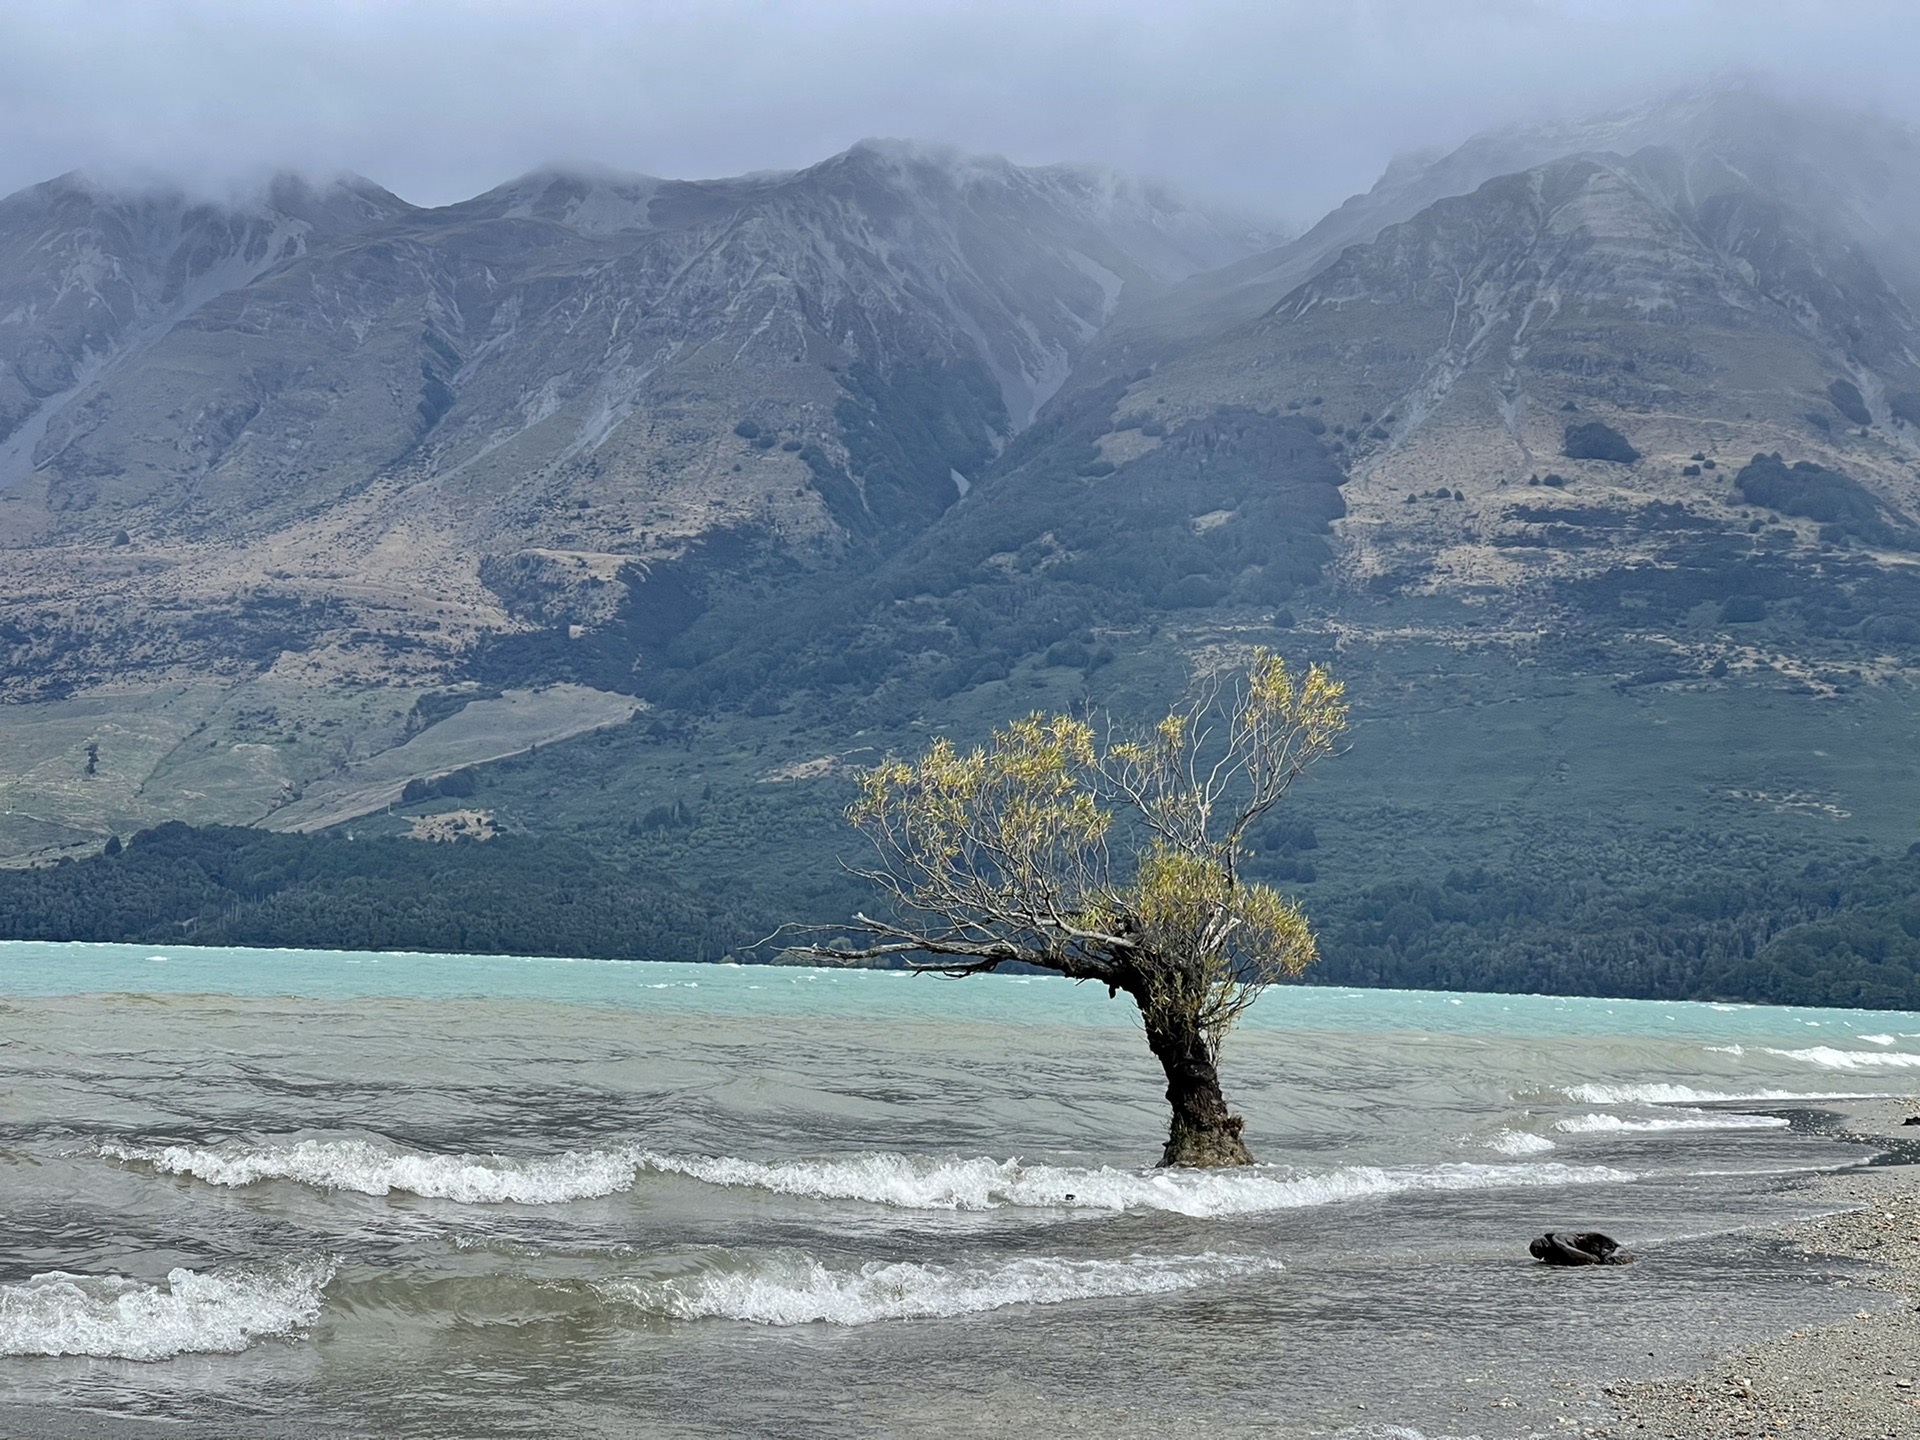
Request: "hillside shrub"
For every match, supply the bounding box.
[1563,421,1639,464]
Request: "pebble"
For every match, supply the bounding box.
[1606,1099,1920,1440]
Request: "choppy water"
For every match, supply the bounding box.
[1,942,1916,1438]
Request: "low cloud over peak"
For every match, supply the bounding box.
[2,1,1918,224]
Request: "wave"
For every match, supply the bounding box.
[1560,1083,1874,1105]
[0,1259,333,1361]
[1763,1046,1920,1070]
[103,1137,641,1204]
[1481,1129,1556,1156]
[1555,1111,1790,1134]
[599,1249,1274,1326]
[630,1151,1629,1216]
[101,1136,1629,1216]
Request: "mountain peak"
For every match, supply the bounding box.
[257,171,415,230]
[0,167,414,236]
[457,165,667,233]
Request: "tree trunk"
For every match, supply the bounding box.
[1141,1007,1254,1168]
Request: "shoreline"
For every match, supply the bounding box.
[1596,1096,1920,1439]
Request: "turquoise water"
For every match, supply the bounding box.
[6,938,1915,1044]
[0,942,1913,1439]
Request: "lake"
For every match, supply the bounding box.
[1,941,1914,1438]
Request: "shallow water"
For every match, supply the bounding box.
[1,942,1915,1438]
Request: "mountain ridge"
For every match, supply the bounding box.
[0,88,1916,1015]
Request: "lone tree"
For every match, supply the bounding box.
[816,651,1346,1168]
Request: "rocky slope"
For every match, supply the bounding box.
[1086,86,1920,381]
[1086,90,1920,696]
[0,143,1276,853]
[0,170,414,498]
[0,141,1275,662]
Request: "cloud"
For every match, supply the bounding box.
[2,0,1918,217]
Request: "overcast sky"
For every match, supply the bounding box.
[4,0,1919,222]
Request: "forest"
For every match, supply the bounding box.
[4,820,1915,1008]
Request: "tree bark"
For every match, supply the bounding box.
[1140,1007,1254,1168]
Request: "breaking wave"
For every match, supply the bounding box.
[624,1151,1627,1215]
[599,1249,1275,1326]
[103,1137,641,1204]
[1560,1083,1873,1106]
[1555,1111,1790,1134]
[101,1136,1629,1215]
[1480,1129,1557,1156]
[1763,1046,1920,1070]
[0,1259,334,1361]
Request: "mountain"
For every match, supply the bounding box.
[0,143,1276,663]
[1091,86,1920,375]
[2,143,1272,549]
[0,170,413,496]
[0,142,1279,849]
[3,89,1919,1005]
[1118,94,1920,652]
[638,86,1920,736]
[508,85,1920,998]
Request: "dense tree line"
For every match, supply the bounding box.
[1312,848,1920,1008]
[2,821,1915,1008]
[0,823,755,962]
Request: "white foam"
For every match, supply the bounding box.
[632,1151,1629,1216]
[0,1259,333,1361]
[1765,1046,1920,1070]
[1858,1035,1897,1046]
[101,1137,1630,1215]
[1555,1111,1790,1134]
[104,1138,640,1204]
[1561,1083,1874,1105]
[599,1250,1275,1325]
[1482,1129,1557,1156]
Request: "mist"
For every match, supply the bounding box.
[4,0,1920,222]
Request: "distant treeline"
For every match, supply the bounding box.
[1,823,1917,1009]
[1314,847,1920,1009]
[0,823,753,963]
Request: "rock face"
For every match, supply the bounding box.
[1103,89,1920,640]
[1,143,1272,546]
[1088,85,1920,380]
[0,141,1279,698]
[0,170,413,500]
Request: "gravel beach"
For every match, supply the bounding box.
[1599,1098,1920,1440]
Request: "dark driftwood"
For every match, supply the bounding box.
[1529,1231,1634,1266]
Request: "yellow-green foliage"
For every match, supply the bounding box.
[845,651,1346,1051]
[852,715,1110,940]
[1129,845,1316,1041]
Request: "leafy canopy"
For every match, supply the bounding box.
[842,650,1347,1051]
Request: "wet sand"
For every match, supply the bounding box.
[1601,1098,1920,1440]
